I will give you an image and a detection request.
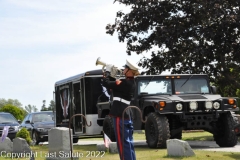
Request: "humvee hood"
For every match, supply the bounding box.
[142,94,222,102]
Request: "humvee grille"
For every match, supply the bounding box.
[178,95,207,100]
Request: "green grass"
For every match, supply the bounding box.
[182,130,213,141]
[1,144,239,160]
[0,131,239,160]
[78,130,214,141]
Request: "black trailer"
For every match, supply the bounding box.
[54,69,110,142]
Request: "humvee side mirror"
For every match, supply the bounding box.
[211,86,217,94]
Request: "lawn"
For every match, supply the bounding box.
[78,130,214,141]
[0,131,239,160]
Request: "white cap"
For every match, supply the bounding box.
[123,59,139,70]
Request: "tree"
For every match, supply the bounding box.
[41,100,47,111]
[40,100,54,111]
[0,98,22,108]
[0,98,27,118]
[0,104,26,121]
[25,104,38,113]
[48,100,55,111]
[106,0,240,96]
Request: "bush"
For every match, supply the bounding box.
[16,128,32,145]
[236,89,240,114]
[0,104,26,120]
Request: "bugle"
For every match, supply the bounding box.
[96,57,122,78]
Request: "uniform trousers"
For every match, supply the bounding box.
[112,117,136,160]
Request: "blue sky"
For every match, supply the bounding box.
[0,0,146,110]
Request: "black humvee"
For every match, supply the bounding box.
[234,124,240,136]
[97,74,239,148]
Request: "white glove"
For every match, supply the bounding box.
[105,64,113,72]
[110,67,118,78]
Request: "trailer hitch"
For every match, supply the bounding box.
[68,114,92,160]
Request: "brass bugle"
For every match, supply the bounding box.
[96,57,123,78]
[96,57,107,72]
[96,57,106,67]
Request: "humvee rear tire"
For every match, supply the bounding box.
[103,115,116,142]
[214,112,238,147]
[145,113,170,148]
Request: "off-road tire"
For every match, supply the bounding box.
[145,112,170,148]
[103,115,116,142]
[214,112,238,147]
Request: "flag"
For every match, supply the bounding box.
[1,126,10,142]
[104,133,111,148]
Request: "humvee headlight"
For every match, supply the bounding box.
[228,99,234,105]
[213,102,220,109]
[189,101,198,110]
[159,101,166,107]
[205,101,213,110]
[176,103,183,111]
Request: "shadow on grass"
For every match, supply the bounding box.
[73,144,97,151]
[162,155,187,159]
[223,152,240,160]
[183,135,213,141]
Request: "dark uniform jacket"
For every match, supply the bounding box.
[102,76,135,118]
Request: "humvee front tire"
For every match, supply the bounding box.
[73,138,79,143]
[103,115,116,142]
[145,113,170,148]
[214,112,238,147]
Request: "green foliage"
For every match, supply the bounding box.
[107,0,240,97]
[25,104,38,113]
[41,100,47,111]
[41,108,48,111]
[0,104,26,120]
[16,128,32,145]
[40,100,54,111]
[235,89,240,114]
[0,98,22,108]
[48,100,55,111]
[0,98,27,119]
[236,89,240,98]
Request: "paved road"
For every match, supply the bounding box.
[76,140,240,152]
[188,141,240,152]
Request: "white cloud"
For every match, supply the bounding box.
[0,0,129,48]
[0,1,142,110]
[7,0,101,12]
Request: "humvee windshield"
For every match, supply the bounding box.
[174,78,209,94]
[138,77,209,95]
[138,79,172,95]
